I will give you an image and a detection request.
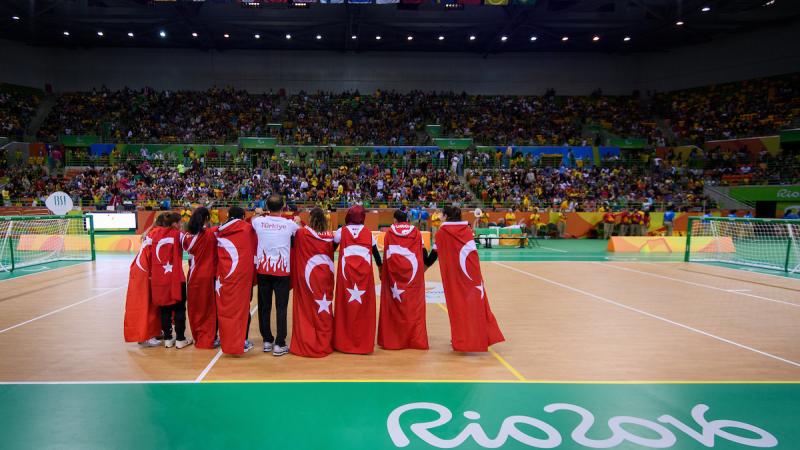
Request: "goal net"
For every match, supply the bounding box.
[685,216,800,273]
[0,215,95,272]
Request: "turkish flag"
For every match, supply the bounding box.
[215,219,257,355]
[290,227,335,357]
[183,230,218,349]
[378,223,428,350]
[123,234,161,342]
[333,225,377,354]
[436,222,504,352]
[149,227,184,307]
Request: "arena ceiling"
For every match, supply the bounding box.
[1,0,799,54]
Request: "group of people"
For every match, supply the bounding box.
[123,198,504,357]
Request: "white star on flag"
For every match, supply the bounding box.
[346,283,366,304]
[163,262,173,273]
[390,282,405,302]
[315,294,332,314]
[476,281,485,299]
[215,278,222,296]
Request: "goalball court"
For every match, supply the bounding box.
[0,237,798,449]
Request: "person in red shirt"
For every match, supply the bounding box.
[251,195,299,356]
[182,207,218,349]
[149,212,191,349]
[618,208,631,236]
[602,210,616,240]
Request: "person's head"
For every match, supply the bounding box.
[308,207,327,232]
[228,206,245,221]
[154,213,167,227]
[267,194,284,213]
[393,209,408,224]
[187,207,211,235]
[443,205,462,222]
[344,205,366,225]
[162,212,182,230]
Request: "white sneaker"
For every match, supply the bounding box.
[165,338,176,348]
[273,344,289,356]
[175,338,194,349]
[139,337,162,347]
[244,340,254,353]
[263,342,273,353]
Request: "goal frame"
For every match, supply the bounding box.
[0,214,96,272]
[684,216,798,273]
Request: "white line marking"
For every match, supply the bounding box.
[595,263,800,308]
[0,260,93,283]
[0,286,125,334]
[536,246,569,253]
[727,289,752,293]
[0,380,194,385]
[695,262,800,281]
[494,262,800,369]
[195,303,259,383]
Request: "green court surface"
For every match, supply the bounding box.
[476,239,683,262]
[1,381,797,449]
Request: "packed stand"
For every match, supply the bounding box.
[0,88,40,140]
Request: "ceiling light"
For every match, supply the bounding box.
[11,16,20,21]
[561,36,569,41]
[764,0,775,5]
[63,31,70,36]
[192,32,198,38]
[159,31,166,38]
[623,36,631,42]
[676,21,684,26]
[285,34,291,40]
[438,35,444,41]
[98,31,104,37]
[500,35,508,42]
[469,35,476,41]
[316,34,322,40]
[127,32,134,38]
[407,35,413,41]
[701,6,711,12]
[529,36,537,41]
[255,34,261,39]
[592,35,600,42]
[224,33,230,39]
[375,35,381,40]
[351,35,357,40]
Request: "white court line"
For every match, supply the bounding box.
[494,262,800,369]
[693,261,800,282]
[0,286,125,334]
[0,380,194,385]
[195,303,259,383]
[0,260,93,283]
[536,246,569,253]
[595,262,800,308]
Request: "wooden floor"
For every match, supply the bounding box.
[0,254,798,383]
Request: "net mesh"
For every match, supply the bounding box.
[0,216,94,272]
[686,217,800,273]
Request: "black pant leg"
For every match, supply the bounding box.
[161,305,173,340]
[274,276,291,347]
[173,297,187,341]
[257,274,274,343]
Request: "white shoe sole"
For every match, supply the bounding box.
[176,340,194,349]
[273,349,289,356]
[165,340,176,349]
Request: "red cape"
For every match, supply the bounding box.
[123,234,161,342]
[378,223,428,350]
[333,225,377,354]
[149,227,184,307]
[215,219,257,355]
[183,230,218,349]
[290,227,335,357]
[436,222,504,352]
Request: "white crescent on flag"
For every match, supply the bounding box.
[155,237,175,263]
[341,245,371,281]
[135,236,153,272]
[304,254,334,292]
[459,240,478,281]
[386,245,418,284]
[217,237,239,279]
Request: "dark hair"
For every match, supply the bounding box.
[158,212,181,227]
[443,205,462,222]
[188,207,211,235]
[267,194,284,212]
[394,209,408,223]
[308,207,327,232]
[154,213,167,227]
[228,206,245,220]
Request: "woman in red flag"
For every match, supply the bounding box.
[378,209,438,350]
[436,206,504,352]
[333,205,382,354]
[123,214,163,346]
[290,207,335,357]
[183,207,218,350]
[216,206,258,355]
[149,212,192,349]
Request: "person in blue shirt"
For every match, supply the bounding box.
[419,208,430,231]
[785,209,800,220]
[663,205,676,236]
[743,211,753,219]
[409,206,421,224]
[727,210,738,219]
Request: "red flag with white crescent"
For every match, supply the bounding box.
[378,223,428,350]
[123,233,161,342]
[149,227,184,307]
[215,219,257,355]
[333,225,377,354]
[290,226,335,357]
[183,229,218,349]
[436,222,504,352]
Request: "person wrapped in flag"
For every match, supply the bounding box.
[182,207,218,350]
[123,214,163,346]
[149,212,192,349]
